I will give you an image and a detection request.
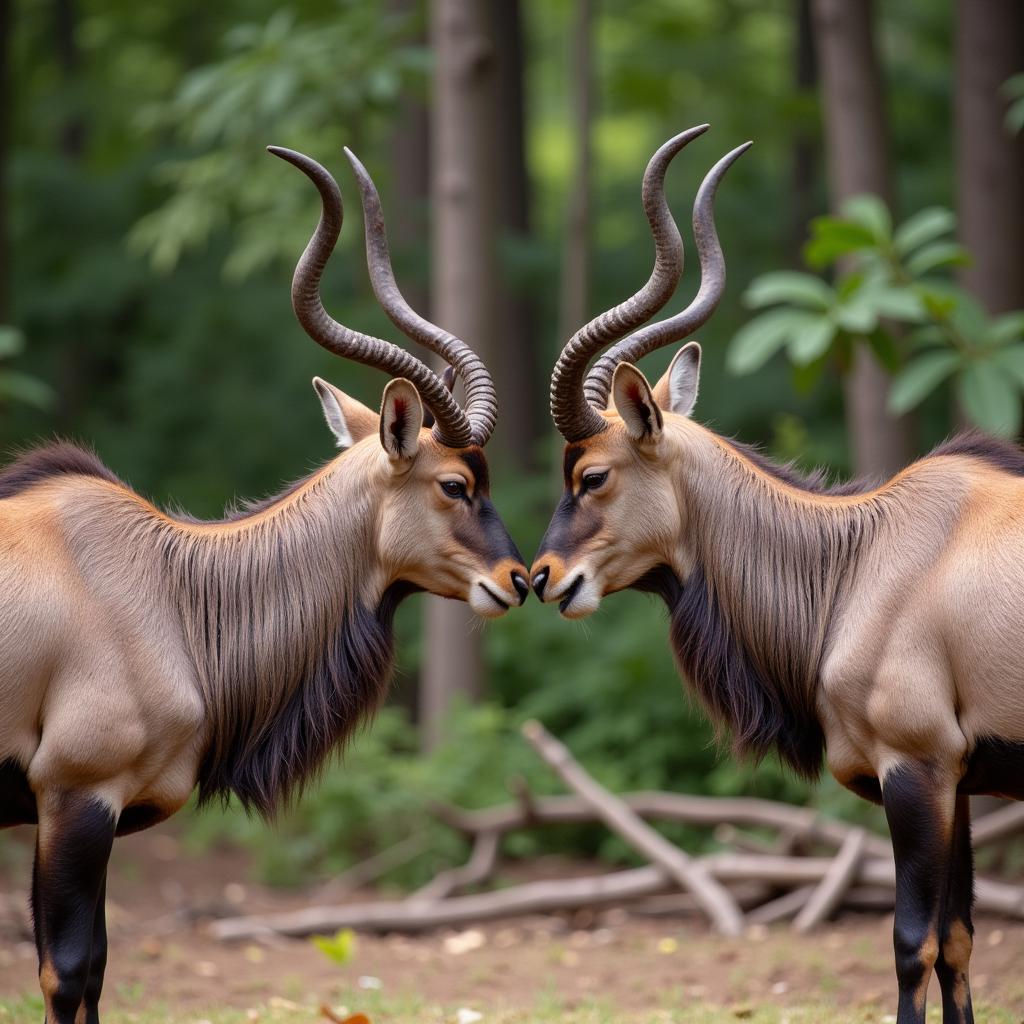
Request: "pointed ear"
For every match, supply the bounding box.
[313,376,378,448]
[612,362,663,441]
[379,378,424,462]
[652,342,701,417]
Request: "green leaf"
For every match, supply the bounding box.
[893,207,956,255]
[743,271,833,311]
[957,361,1022,437]
[310,928,357,965]
[803,218,876,269]
[987,312,1024,346]
[905,241,969,277]
[727,310,817,375]
[888,351,960,414]
[840,194,892,241]
[0,371,55,409]
[871,286,928,323]
[835,290,879,334]
[786,317,836,365]
[991,344,1024,389]
[0,325,24,358]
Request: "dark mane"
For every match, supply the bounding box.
[0,441,123,501]
[928,429,1024,477]
[195,581,415,817]
[724,439,877,496]
[636,565,825,780]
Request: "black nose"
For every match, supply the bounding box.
[511,571,529,605]
[532,566,549,600]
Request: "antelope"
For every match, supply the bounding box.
[531,124,1024,1024]
[0,145,528,1023]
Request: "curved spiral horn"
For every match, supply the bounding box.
[549,125,707,443]
[583,140,752,411]
[343,149,497,447]
[267,145,475,448]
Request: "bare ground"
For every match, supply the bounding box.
[2,822,1024,1020]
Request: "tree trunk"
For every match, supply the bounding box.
[421,0,500,749]
[789,0,818,264]
[954,0,1024,319]
[558,0,593,362]
[488,0,538,471]
[811,0,914,478]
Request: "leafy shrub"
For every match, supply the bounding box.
[728,196,1024,436]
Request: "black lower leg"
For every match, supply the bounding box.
[80,872,108,1024]
[882,763,956,1024]
[936,795,974,1024]
[32,791,115,1024]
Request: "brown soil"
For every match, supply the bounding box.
[2,822,1023,1015]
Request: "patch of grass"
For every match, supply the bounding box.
[1,992,1022,1024]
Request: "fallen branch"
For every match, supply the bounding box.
[793,827,867,932]
[313,833,428,900]
[212,866,671,940]
[410,830,500,903]
[522,720,745,936]
[973,802,1024,848]
[432,791,891,860]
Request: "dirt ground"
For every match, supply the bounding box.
[2,822,1024,1020]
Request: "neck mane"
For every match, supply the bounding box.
[151,448,403,817]
[643,430,889,779]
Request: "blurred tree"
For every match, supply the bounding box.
[421,0,500,748]
[954,1,1024,320]
[788,0,818,264]
[0,0,9,322]
[558,0,592,364]
[811,0,914,477]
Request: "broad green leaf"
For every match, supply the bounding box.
[0,325,24,358]
[893,207,955,255]
[840,194,892,242]
[992,344,1024,389]
[888,351,960,414]
[905,241,969,277]
[727,310,817,375]
[786,317,836,365]
[987,312,1024,346]
[957,361,1022,437]
[907,325,947,352]
[871,286,928,323]
[743,271,833,311]
[803,218,876,269]
[948,293,991,347]
[0,371,55,409]
[835,290,879,334]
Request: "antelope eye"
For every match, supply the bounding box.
[582,470,609,492]
[440,479,467,500]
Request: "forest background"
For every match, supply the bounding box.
[2,0,1023,887]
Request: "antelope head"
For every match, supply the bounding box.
[271,146,529,617]
[531,126,750,618]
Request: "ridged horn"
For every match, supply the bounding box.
[268,145,476,448]
[549,125,707,443]
[583,140,752,411]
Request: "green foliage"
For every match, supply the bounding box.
[0,326,55,410]
[729,195,1024,437]
[130,2,427,278]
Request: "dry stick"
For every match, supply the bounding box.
[521,720,745,936]
[747,886,817,926]
[211,852,1024,941]
[432,791,892,860]
[973,802,1024,848]
[313,833,428,900]
[793,827,867,932]
[410,830,500,902]
[212,866,671,940]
